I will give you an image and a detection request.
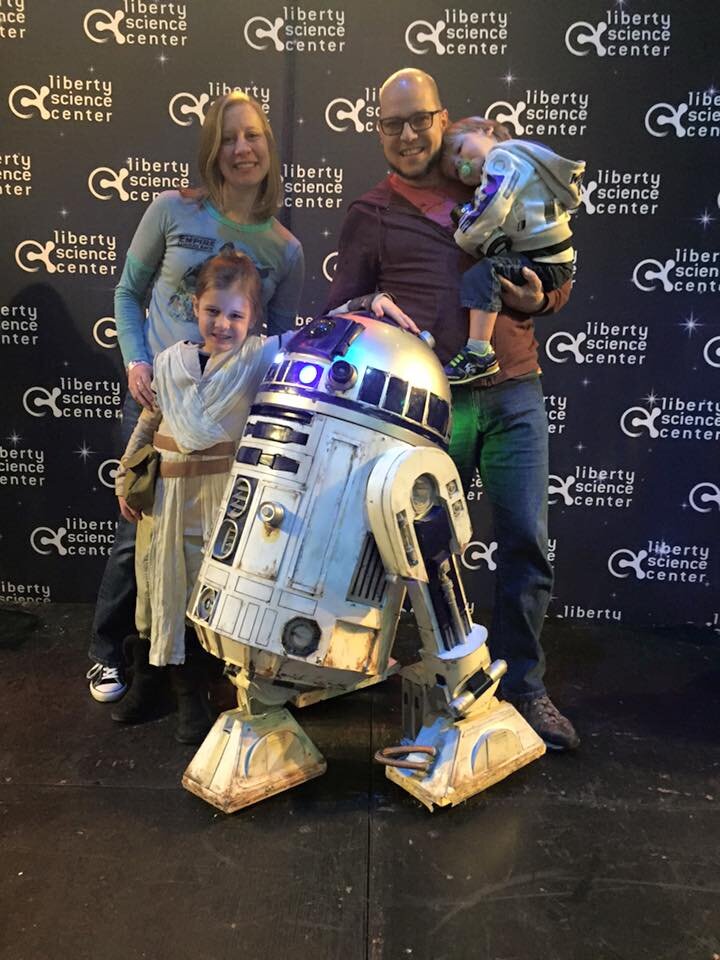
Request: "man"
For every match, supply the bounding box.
[325,68,579,750]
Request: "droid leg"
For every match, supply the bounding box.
[367,447,545,810]
[182,671,326,813]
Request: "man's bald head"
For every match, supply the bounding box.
[377,68,448,185]
[380,68,442,111]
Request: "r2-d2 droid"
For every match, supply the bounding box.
[183,313,545,812]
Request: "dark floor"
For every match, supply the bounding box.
[1,604,719,960]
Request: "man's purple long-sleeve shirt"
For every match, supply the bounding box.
[325,176,569,378]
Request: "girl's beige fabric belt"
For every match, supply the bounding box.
[159,458,232,479]
[153,432,235,457]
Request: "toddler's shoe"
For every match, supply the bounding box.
[444,346,500,384]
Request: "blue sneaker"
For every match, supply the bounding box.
[444,346,500,384]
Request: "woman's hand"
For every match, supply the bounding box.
[370,294,420,334]
[118,496,142,524]
[499,267,546,314]
[127,361,154,410]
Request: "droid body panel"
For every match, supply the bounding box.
[183,314,544,812]
[191,422,406,691]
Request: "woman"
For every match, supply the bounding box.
[87,92,304,713]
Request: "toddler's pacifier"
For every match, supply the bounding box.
[458,160,475,180]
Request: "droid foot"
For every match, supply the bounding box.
[182,707,326,813]
[382,701,545,811]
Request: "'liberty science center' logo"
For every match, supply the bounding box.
[632,250,720,295]
[404,10,508,56]
[485,90,590,138]
[644,88,720,138]
[325,88,379,133]
[243,11,346,53]
[608,540,710,584]
[545,322,648,367]
[8,74,113,123]
[565,11,670,58]
[168,83,270,126]
[82,5,189,47]
[580,169,661,217]
[549,465,635,509]
[619,393,720,443]
[30,518,115,557]
[22,377,122,420]
[461,540,498,571]
[688,482,720,513]
[87,158,189,203]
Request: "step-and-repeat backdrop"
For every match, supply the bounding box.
[1,1,718,630]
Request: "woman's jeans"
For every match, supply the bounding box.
[87,393,142,668]
[449,375,552,701]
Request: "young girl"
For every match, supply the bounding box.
[113,252,282,742]
[442,117,585,384]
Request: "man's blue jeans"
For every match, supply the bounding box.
[449,375,552,700]
[87,393,142,667]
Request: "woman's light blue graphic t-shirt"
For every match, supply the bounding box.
[115,191,304,366]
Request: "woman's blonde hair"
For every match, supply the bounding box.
[442,116,511,179]
[183,91,281,222]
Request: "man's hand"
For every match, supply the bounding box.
[371,294,420,334]
[499,267,546,315]
[127,361,154,410]
[118,496,142,524]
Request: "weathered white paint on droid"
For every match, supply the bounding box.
[183,314,544,812]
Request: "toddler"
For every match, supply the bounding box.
[442,117,585,383]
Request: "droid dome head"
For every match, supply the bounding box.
[259,313,452,447]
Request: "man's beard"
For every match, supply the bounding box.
[387,145,442,181]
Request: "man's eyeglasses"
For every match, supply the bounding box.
[378,109,443,137]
